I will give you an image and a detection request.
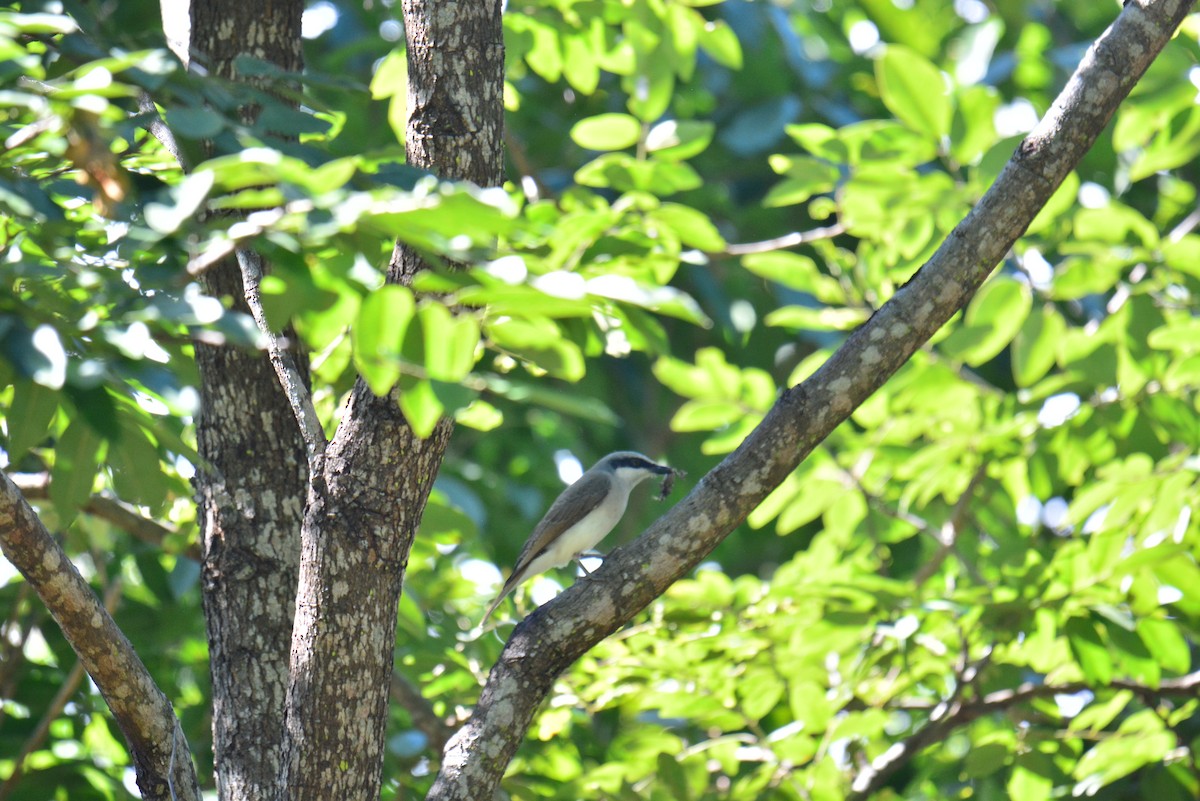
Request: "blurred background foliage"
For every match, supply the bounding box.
[1,0,1199,799]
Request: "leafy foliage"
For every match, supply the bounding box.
[1,1,1198,800]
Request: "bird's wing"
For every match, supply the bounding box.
[481,472,613,627]
[506,471,612,586]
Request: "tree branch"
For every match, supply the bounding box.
[235,247,328,476]
[913,463,988,587]
[0,468,202,801]
[426,1,1197,797]
[720,222,846,255]
[8,472,199,561]
[847,669,1200,800]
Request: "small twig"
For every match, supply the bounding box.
[720,223,846,256]
[9,473,198,561]
[503,128,546,203]
[913,464,988,587]
[389,670,453,754]
[235,247,327,475]
[1167,204,1200,243]
[136,92,190,172]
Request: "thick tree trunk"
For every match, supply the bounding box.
[277,2,505,800]
[186,2,307,799]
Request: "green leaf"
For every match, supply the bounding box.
[575,153,702,195]
[3,323,68,389]
[570,113,642,151]
[950,84,1000,165]
[697,19,742,68]
[164,107,226,139]
[670,399,743,432]
[1,11,79,34]
[108,421,166,512]
[966,740,1011,778]
[742,252,845,303]
[586,275,711,327]
[650,203,724,250]
[454,400,503,431]
[562,29,600,94]
[764,305,869,331]
[939,276,1031,366]
[656,752,690,800]
[739,669,785,720]
[483,376,617,423]
[1128,105,1200,182]
[1065,617,1114,684]
[486,317,584,381]
[1074,202,1160,247]
[1137,618,1190,674]
[1012,304,1065,387]
[1049,255,1123,300]
[784,123,848,162]
[763,155,840,206]
[876,45,952,141]
[645,120,714,161]
[50,419,104,526]
[369,48,407,100]
[625,57,674,122]
[1008,751,1054,801]
[419,304,480,382]
[398,379,443,439]
[1069,691,1132,733]
[353,285,415,396]
[6,379,58,461]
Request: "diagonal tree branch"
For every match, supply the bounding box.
[426,1,1198,797]
[0,469,201,801]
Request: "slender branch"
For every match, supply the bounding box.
[504,128,546,203]
[1166,203,1200,242]
[8,472,198,561]
[913,463,988,587]
[720,223,846,255]
[390,670,453,754]
[136,92,190,172]
[427,2,1197,798]
[847,669,1200,800]
[235,247,327,475]
[0,468,201,801]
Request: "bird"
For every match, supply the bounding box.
[480,451,675,626]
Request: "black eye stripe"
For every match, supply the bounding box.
[610,456,667,471]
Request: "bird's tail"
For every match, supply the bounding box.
[479,582,513,628]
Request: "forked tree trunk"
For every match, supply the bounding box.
[182,1,504,799]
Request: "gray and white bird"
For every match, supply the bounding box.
[480,451,674,626]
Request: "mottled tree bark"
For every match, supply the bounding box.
[425,0,1196,798]
[186,2,308,800]
[276,2,505,800]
